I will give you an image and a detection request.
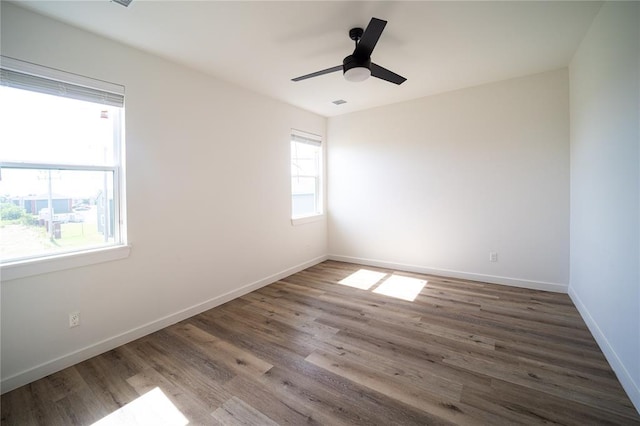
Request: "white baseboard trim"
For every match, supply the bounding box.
[328,255,568,293]
[0,254,328,394]
[568,287,640,414]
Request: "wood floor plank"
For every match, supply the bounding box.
[71,354,141,414]
[329,329,494,392]
[125,367,215,424]
[212,310,320,358]
[189,313,308,368]
[317,338,465,401]
[127,337,232,411]
[493,337,614,376]
[259,363,453,426]
[305,349,481,425]
[148,328,236,383]
[41,367,88,404]
[222,374,324,425]
[0,387,36,425]
[211,396,280,426]
[1,384,60,426]
[53,387,110,426]
[2,260,639,425]
[317,292,425,322]
[442,350,639,417]
[461,378,638,426]
[165,322,273,378]
[459,382,564,425]
[489,377,640,424]
[240,298,341,338]
[417,306,604,355]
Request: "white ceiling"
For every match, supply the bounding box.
[13,1,602,117]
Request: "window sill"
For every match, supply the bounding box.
[291,214,325,226]
[0,245,131,282]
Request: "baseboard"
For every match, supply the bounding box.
[568,287,640,414]
[328,254,568,293]
[0,254,328,394]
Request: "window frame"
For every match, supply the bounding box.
[0,56,129,280]
[290,130,323,224]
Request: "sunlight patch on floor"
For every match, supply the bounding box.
[91,387,188,426]
[338,269,388,290]
[373,275,427,301]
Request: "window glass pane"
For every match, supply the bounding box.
[292,177,318,217]
[291,142,320,177]
[291,135,321,218]
[0,86,118,166]
[0,168,116,262]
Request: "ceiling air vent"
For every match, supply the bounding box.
[112,0,133,7]
[332,99,347,105]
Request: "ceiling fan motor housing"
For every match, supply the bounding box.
[343,54,371,82]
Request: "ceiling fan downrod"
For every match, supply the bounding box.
[349,27,364,50]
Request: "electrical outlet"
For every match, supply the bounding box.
[489,251,498,262]
[69,312,80,328]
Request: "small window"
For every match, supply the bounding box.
[291,131,322,219]
[0,57,126,264]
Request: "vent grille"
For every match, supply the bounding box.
[332,99,347,105]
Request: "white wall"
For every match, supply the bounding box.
[0,3,327,392]
[568,1,640,410]
[328,70,569,291]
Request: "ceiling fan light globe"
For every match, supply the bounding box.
[344,66,371,82]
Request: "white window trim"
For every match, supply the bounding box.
[1,245,131,281]
[291,214,325,226]
[0,57,130,280]
[1,56,124,96]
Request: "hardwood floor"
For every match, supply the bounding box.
[2,260,639,425]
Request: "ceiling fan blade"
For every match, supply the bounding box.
[292,65,342,82]
[371,63,407,85]
[353,17,387,59]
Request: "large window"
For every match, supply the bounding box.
[290,131,322,219]
[0,57,126,265]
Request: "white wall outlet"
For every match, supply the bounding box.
[69,311,80,328]
[489,251,498,262]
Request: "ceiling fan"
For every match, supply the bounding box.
[292,17,407,85]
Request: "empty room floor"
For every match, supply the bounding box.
[2,260,639,425]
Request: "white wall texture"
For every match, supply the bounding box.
[568,1,640,410]
[0,3,327,392]
[327,70,570,291]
